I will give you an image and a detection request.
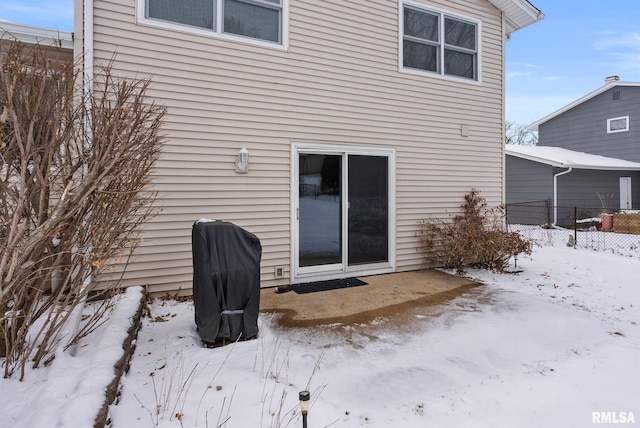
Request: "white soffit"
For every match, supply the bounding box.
[488,0,544,34]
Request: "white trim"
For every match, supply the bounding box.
[607,115,629,134]
[487,0,544,35]
[620,177,632,210]
[553,167,572,226]
[399,0,482,84]
[291,143,396,284]
[501,11,507,206]
[135,0,289,51]
[83,0,94,133]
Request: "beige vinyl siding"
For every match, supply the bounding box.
[88,0,505,293]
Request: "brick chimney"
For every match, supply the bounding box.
[605,75,620,84]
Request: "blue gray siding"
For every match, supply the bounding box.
[556,169,640,211]
[505,156,553,224]
[538,86,640,162]
[506,155,640,225]
[506,156,553,203]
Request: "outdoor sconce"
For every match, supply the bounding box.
[236,146,249,173]
[299,390,310,428]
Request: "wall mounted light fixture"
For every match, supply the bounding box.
[236,146,249,173]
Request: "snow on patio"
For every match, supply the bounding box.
[2,236,640,427]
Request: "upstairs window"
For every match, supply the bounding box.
[402,3,479,81]
[607,116,629,133]
[145,0,284,44]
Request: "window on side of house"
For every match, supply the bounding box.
[607,116,629,133]
[145,0,284,44]
[402,3,478,81]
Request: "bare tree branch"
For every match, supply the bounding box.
[0,38,165,379]
[505,120,538,146]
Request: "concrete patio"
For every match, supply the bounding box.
[259,269,480,327]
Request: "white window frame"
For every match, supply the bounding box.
[291,143,396,283]
[136,0,289,50]
[607,116,629,134]
[399,0,481,84]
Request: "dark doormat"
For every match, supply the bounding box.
[290,278,367,294]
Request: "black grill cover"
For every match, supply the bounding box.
[192,220,262,345]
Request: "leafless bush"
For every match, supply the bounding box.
[418,190,532,275]
[0,38,165,379]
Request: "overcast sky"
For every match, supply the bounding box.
[3,0,640,126]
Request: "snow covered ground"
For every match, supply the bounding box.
[2,235,640,427]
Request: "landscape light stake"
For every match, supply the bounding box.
[299,390,310,428]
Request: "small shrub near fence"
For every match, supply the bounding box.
[506,201,640,252]
[418,190,532,274]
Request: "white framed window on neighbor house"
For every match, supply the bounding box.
[140,0,287,46]
[400,1,480,81]
[607,116,629,133]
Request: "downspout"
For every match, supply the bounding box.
[553,167,572,226]
[68,0,94,354]
[501,12,507,212]
[83,0,94,101]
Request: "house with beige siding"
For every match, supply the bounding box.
[74,0,542,294]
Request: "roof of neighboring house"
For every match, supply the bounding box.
[506,145,640,171]
[488,0,544,35]
[0,21,73,49]
[528,80,640,131]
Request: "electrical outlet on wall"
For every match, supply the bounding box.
[275,266,284,278]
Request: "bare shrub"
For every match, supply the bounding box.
[0,38,165,379]
[418,190,532,274]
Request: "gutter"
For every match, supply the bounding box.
[553,167,572,226]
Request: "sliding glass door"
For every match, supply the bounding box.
[295,146,394,279]
[298,153,342,268]
[347,155,389,266]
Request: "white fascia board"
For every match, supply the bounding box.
[564,163,640,171]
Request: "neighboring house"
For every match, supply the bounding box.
[506,76,640,225]
[529,76,640,163]
[74,0,542,294]
[0,21,73,64]
[505,145,640,226]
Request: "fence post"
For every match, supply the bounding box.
[574,206,578,245]
[546,199,551,225]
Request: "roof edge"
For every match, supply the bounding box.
[0,21,73,49]
[505,147,564,167]
[505,146,640,171]
[488,0,544,34]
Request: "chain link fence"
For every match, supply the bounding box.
[506,201,640,253]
